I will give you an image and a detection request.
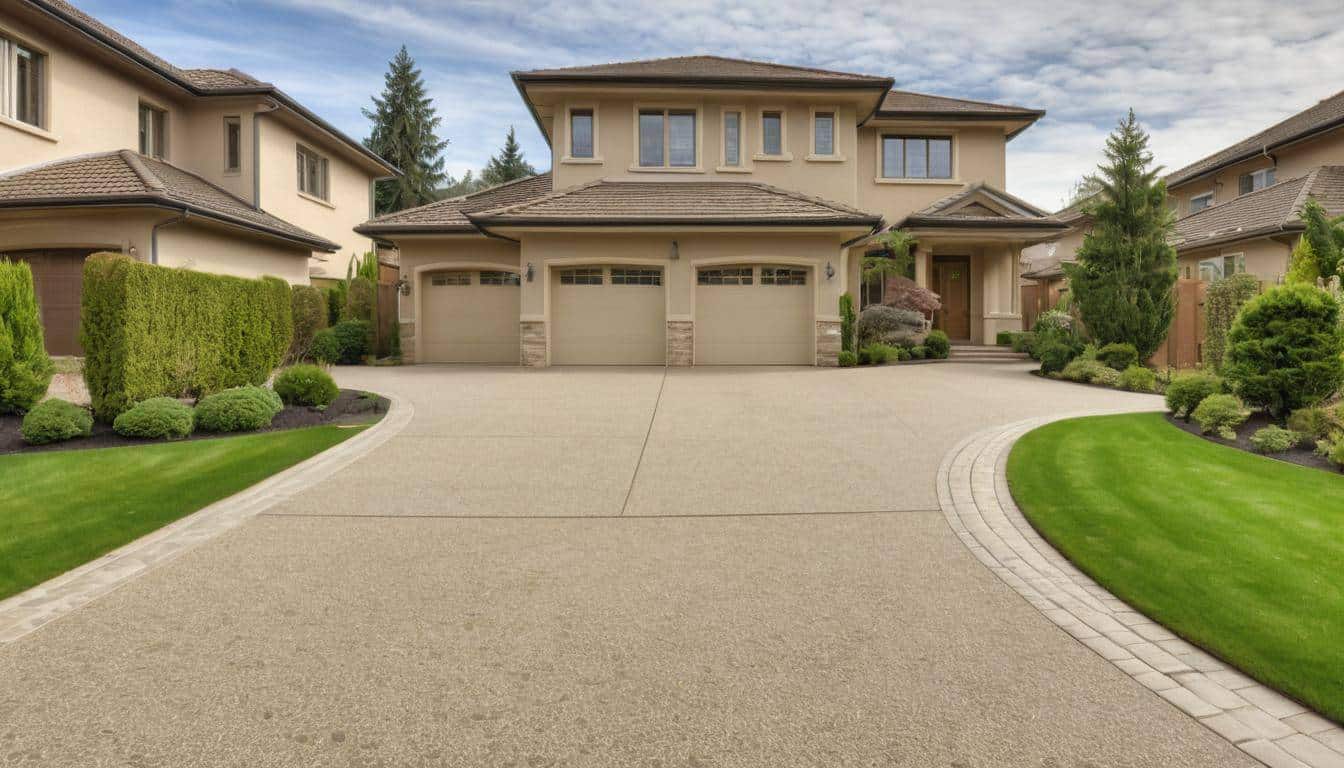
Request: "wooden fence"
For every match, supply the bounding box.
[1150,279,1209,369]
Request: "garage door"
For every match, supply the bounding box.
[418,270,520,363]
[4,249,91,356]
[551,266,665,365]
[695,265,813,365]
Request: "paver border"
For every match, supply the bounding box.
[0,392,414,644]
[937,412,1344,768]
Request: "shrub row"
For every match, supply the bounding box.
[0,259,53,414]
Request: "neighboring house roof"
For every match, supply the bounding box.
[1021,245,1072,280]
[466,179,882,228]
[1054,194,1096,225]
[21,0,398,175]
[0,150,340,251]
[513,55,892,87]
[874,90,1045,138]
[1172,165,1344,253]
[1165,89,1344,188]
[356,173,554,235]
[891,182,1066,231]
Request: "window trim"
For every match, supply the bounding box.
[807,106,843,162]
[877,133,955,182]
[1198,252,1245,283]
[223,115,241,174]
[1238,167,1275,196]
[296,142,331,203]
[630,103,703,172]
[1,33,48,132]
[717,105,751,173]
[137,101,168,160]
[1188,190,1215,214]
[561,103,601,164]
[754,107,792,162]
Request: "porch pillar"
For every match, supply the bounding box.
[981,245,1024,341]
[914,245,931,288]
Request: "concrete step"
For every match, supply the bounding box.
[945,354,1032,364]
[950,344,1019,353]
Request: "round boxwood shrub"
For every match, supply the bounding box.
[21,398,93,445]
[113,397,194,439]
[309,328,341,365]
[924,329,951,359]
[1097,342,1139,371]
[331,320,371,364]
[273,364,339,407]
[908,345,928,360]
[1223,284,1344,418]
[1249,425,1297,454]
[1117,365,1158,393]
[194,385,282,433]
[1165,372,1222,420]
[1037,341,1075,375]
[1192,393,1249,440]
[837,350,857,367]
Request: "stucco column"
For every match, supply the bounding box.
[981,245,1023,341]
[914,245,930,288]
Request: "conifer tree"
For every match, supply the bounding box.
[363,46,448,214]
[480,127,536,186]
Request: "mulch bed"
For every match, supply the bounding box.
[1165,411,1340,474]
[0,389,387,455]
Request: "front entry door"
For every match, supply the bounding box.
[933,256,971,340]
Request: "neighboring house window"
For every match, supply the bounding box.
[1,36,45,128]
[610,268,661,286]
[1238,168,1275,195]
[638,108,696,168]
[1189,192,1214,214]
[761,266,807,285]
[697,267,753,285]
[479,271,521,286]
[723,110,742,166]
[761,111,784,156]
[882,136,952,179]
[224,116,241,173]
[138,104,166,159]
[570,108,594,158]
[813,111,835,156]
[559,267,603,285]
[1198,253,1245,282]
[296,144,329,200]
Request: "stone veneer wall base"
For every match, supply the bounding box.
[398,322,415,365]
[667,320,693,367]
[521,321,547,367]
[815,320,841,367]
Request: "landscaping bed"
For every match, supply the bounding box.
[1166,410,1338,473]
[0,388,387,455]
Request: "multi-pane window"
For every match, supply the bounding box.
[813,112,835,156]
[1238,168,1275,195]
[570,109,594,158]
[431,272,471,286]
[697,267,753,285]
[296,144,329,200]
[1189,192,1214,214]
[138,104,166,159]
[224,116,241,172]
[610,268,662,286]
[638,108,696,167]
[881,136,952,179]
[1,36,44,128]
[723,110,742,166]
[559,267,603,285]
[761,267,807,285]
[1198,253,1246,283]
[479,271,521,286]
[761,111,783,156]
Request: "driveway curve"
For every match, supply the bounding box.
[0,364,1258,767]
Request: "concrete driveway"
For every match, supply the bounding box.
[0,364,1256,767]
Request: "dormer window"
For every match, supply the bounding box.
[1,36,45,129]
[570,108,594,158]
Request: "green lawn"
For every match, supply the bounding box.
[0,426,364,601]
[1007,412,1344,722]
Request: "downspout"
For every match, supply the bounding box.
[252,99,281,211]
[1261,144,1278,170]
[150,210,189,265]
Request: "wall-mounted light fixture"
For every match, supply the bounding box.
[669,240,680,260]
[825,261,835,280]
[395,277,411,296]
[525,262,535,282]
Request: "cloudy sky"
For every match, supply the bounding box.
[88,0,1344,210]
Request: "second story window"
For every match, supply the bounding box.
[224,116,241,173]
[882,136,952,179]
[723,110,742,166]
[1,36,45,128]
[813,111,835,156]
[1189,191,1213,214]
[570,108,594,158]
[1238,168,1275,195]
[138,104,166,159]
[638,108,696,168]
[296,144,329,201]
[761,111,784,156]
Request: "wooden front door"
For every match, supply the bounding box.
[4,249,92,356]
[933,256,971,340]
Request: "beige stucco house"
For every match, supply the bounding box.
[0,0,396,353]
[359,56,1064,366]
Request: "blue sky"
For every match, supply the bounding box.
[86,0,1344,210]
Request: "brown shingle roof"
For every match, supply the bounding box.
[1172,166,1344,252]
[878,90,1044,118]
[1166,90,1344,188]
[181,68,270,90]
[890,182,1064,233]
[469,179,881,228]
[0,151,339,251]
[357,173,554,234]
[513,55,891,87]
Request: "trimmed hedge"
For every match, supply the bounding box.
[273,364,339,407]
[194,385,282,433]
[310,328,341,365]
[925,330,951,359]
[21,398,93,445]
[0,259,54,414]
[331,319,371,364]
[80,253,292,421]
[1097,342,1139,371]
[1223,284,1344,418]
[288,284,329,363]
[113,397,194,439]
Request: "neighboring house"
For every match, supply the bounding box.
[1020,197,1090,326]
[0,0,396,354]
[358,56,1064,366]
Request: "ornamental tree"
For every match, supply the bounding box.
[1223,283,1344,419]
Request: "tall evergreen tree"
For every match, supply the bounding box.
[480,127,536,186]
[363,46,448,214]
[1063,110,1178,360]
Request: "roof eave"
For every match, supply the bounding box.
[1166,116,1344,188]
[1173,222,1303,253]
[354,223,481,237]
[470,216,882,228]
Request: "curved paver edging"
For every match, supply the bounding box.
[937,412,1344,768]
[0,392,414,644]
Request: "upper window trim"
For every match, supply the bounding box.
[755,107,792,161]
[632,105,701,171]
[562,104,600,163]
[718,105,749,172]
[879,134,953,180]
[1,34,47,131]
[296,142,330,202]
[138,102,167,160]
[808,106,842,161]
[223,115,241,174]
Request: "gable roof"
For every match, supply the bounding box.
[1166,89,1344,188]
[21,0,397,175]
[468,179,881,228]
[0,151,340,251]
[890,182,1065,233]
[356,173,554,235]
[513,55,892,88]
[1172,165,1344,253]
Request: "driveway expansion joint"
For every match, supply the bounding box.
[0,392,415,645]
[937,412,1344,768]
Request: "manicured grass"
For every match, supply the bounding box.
[0,426,363,601]
[1007,412,1344,722]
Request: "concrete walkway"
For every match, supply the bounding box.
[0,365,1264,766]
